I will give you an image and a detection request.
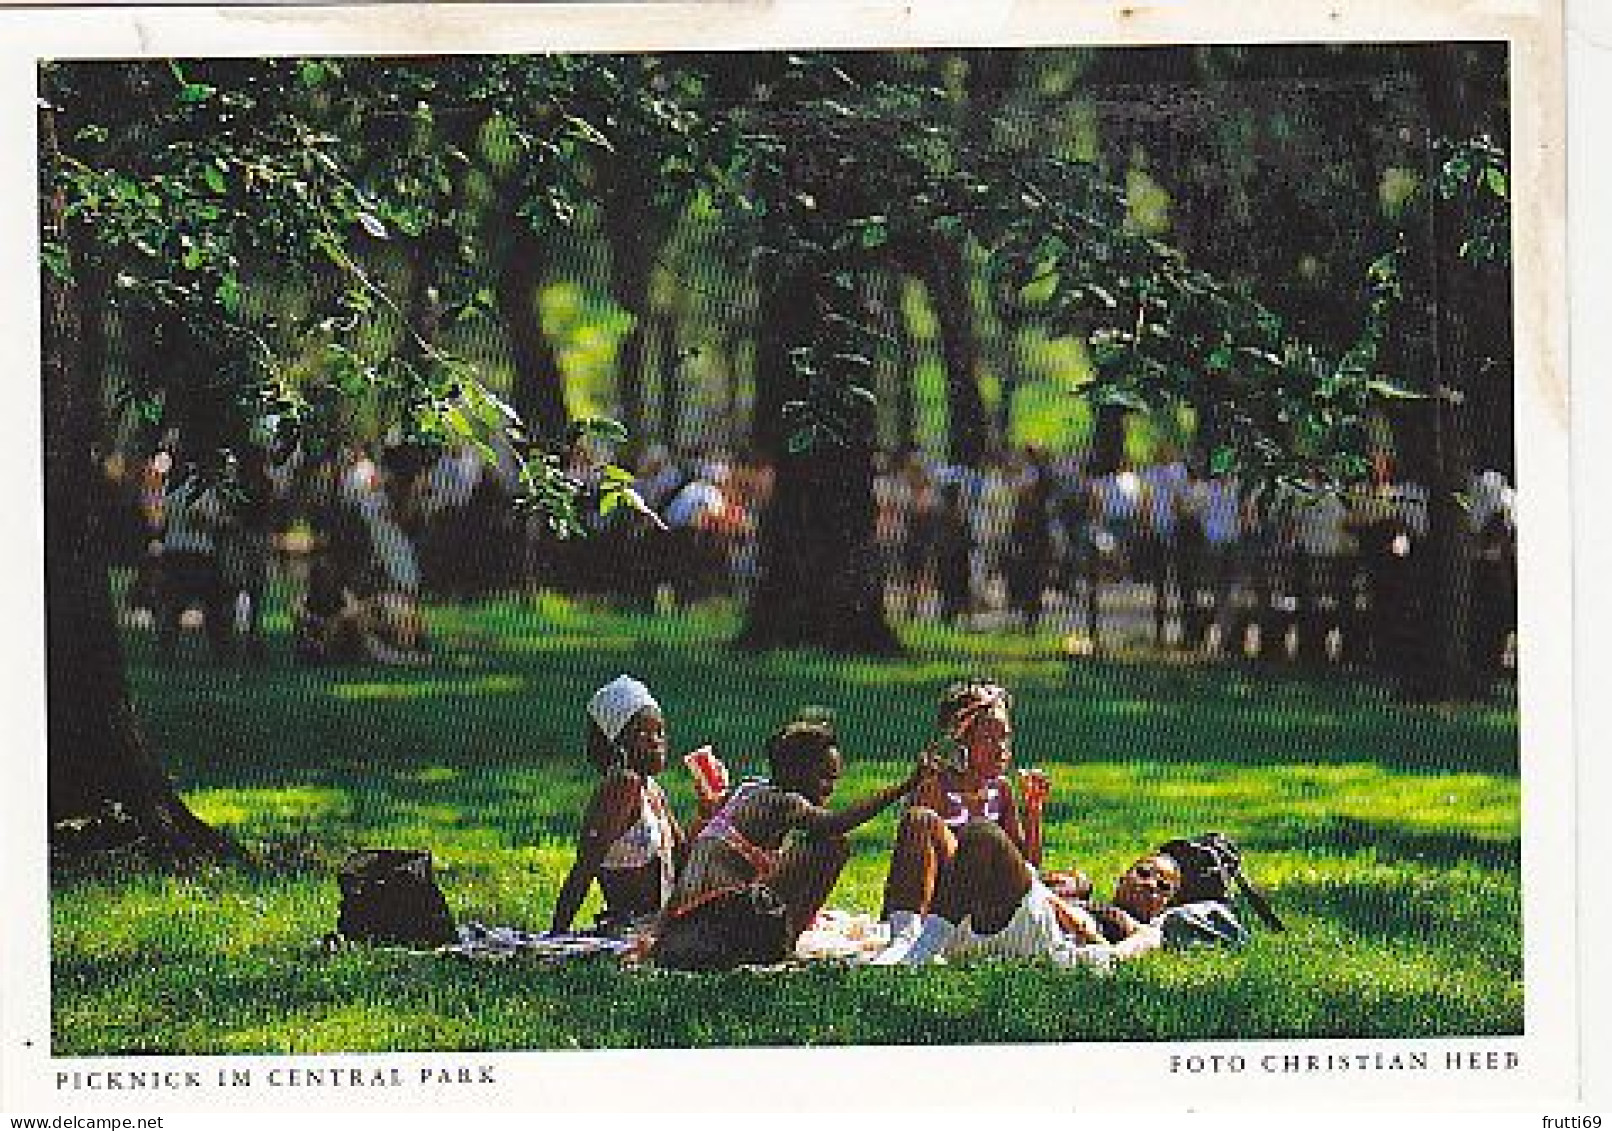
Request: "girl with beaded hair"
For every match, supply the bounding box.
[550,674,710,934]
[874,678,1051,960]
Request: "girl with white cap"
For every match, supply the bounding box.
[551,674,701,934]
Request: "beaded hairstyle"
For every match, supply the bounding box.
[937,679,1012,738]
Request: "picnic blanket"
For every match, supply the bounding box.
[792,910,893,964]
[436,911,891,966]
[435,903,1244,966]
[438,921,638,963]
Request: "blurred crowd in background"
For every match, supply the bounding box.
[98,431,1517,688]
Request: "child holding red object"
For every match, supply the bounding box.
[876,679,1049,954]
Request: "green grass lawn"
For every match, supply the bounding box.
[50,588,1522,1053]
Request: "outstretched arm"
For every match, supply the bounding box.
[550,771,642,933]
[787,759,936,840]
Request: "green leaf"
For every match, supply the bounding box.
[855,217,889,249]
[40,242,70,282]
[357,212,389,240]
[1484,165,1507,199]
[442,404,474,440]
[575,417,629,444]
[562,113,615,152]
[786,427,817,454]
[1366,378,1426,401]
[216,274,241,315]
[202,163,227,195]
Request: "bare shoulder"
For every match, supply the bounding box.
[740,784,812,841]
[594,767,646,806]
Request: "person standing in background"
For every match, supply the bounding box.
[1137,447,1189,649]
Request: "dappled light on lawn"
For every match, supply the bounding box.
[329,674,528,702]
[47,595,1523,1052]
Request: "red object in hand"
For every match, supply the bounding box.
[1018,768,1050,803]
[683,746,729,802]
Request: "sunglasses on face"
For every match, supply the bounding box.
[1130,863,1177,890]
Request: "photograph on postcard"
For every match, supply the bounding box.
[26,32,1535,1067]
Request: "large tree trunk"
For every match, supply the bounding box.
[739,261,900,654]
[922,236,990,469]
[42,106,237,860]
[648,307,681,447]
[889,278,918,454]
[598,153,666,446]
[1405,47,1496,701]
[497,214,569,443]
[1090,404,1128,474]
[868,270,916,453]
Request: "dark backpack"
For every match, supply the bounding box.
[1156,833,1284,931]
[335,849,457,947]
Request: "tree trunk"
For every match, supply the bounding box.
[869,270,915,453]
[1090,404,1128,474]
[598,154,662,445]
[922,236,990,468]
[891,278,918,454]
[41,105,237,860]
[497,215,569,443]
[1406,45,1504,701]
[739,261,900,654]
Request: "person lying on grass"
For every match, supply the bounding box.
[873,822,1178,967]
[647,720,937,972]
[879,679,1049,952]
[551,675,715,934]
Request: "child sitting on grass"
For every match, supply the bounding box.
[879,679,1048,951]
[551,675,709,934]
[647,720,936,972]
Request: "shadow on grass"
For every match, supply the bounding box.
[127,606,1519,804]
[50,940,1522,1054]
[1247,816,1521,869]
[55,598,1520,1053]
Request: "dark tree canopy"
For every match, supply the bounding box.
[40,44,1511,853]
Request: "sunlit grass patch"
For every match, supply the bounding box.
[52,593,1522,1052]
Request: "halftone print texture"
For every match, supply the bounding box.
[44,43,1519,1053]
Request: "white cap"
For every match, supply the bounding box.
[587,675,660,742]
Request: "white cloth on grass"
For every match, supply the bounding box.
[907,880,1117,971]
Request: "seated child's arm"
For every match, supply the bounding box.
[779,762,932,840]
[998,780,1042,869]
[550,770,645,933]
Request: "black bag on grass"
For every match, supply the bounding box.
[1156,833,1284,932]
[336,849,457,946]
